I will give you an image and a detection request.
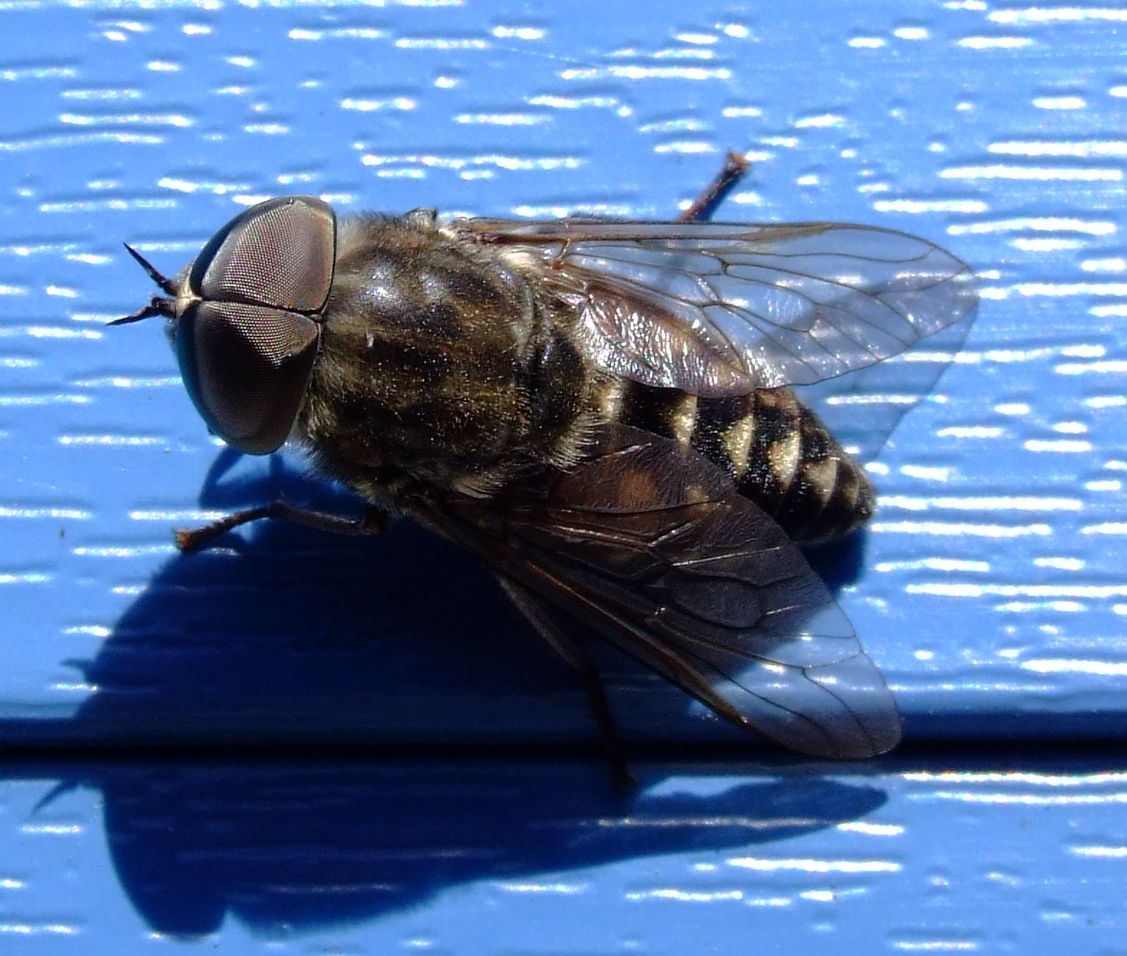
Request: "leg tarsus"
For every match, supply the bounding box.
[497,575,636,789]
[175,499,387,553]
[677,150,750,223]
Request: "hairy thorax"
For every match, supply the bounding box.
[295,212,593,503]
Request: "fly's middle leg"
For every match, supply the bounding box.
[496,574,637,790]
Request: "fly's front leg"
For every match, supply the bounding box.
[175,500,387,552]
[677,150,750,223]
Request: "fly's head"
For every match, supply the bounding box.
[115,196,337,455]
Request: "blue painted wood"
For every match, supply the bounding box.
[4,758,1127,951]
[0,1,1125,947]
[2,0,1124,744]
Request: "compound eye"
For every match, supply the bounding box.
[189,196,336,314]
[177,301,320,455]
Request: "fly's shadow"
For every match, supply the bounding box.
[27,759,888,936]
[19,451,889,937]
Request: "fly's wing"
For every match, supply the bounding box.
[800,315,976,463]
[457,218,978,397]
[415,424,902,759]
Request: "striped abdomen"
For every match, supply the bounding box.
[597,381,875,543]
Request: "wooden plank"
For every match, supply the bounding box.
[0,0,1121,749]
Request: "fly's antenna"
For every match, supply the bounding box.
[111,243,178,325]
[123,243,176,294]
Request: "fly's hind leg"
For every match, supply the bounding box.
[175,500,387,552]
[496,575,636,790]
[677,150,750,223]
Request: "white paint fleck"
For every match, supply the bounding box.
[990,139,1127,158]
[1081,257,1126,272]
[913,582,1126,598]
[340,96,417,112]
[1083,522,1127,535]
[728,856,900,874]
[947,216,1114,235]
[934,425,1004,439]
[958,35,1033,49]
[560,65,731,81]
[72,545,175,558]
[1034,556,1086,571]
[837,821,905,836]
[674,31,717,45]
[1085,479,1122,492]
[900,464,953,482]
[1012,238,1084,252]
[63,625,111,637]
[626,888,744,902]
[58,434,165,447]
[1024,438,1092,453]
[874,558,991,573]
[871,521,1051,537]
[795,113,844,129]
[491,25,546,41]
[1024,659,1127,676]
[874,198,988,213]
[1032,95,1087,110]
[1057,358,1127,375]
[1072,845,1127,859]
[942,164,1120,181]
[990,7,1127,24]
[454,112,548,126]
